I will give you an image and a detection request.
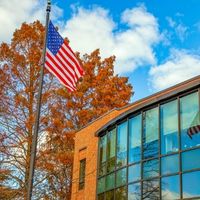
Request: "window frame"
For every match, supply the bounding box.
[79,158,86,190]
[96,87,200,200]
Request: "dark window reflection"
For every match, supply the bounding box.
[129,115,141,164]
[107,129,116,173]
[128,183,141,200]
[180,92,200,150]
[182,147,200,172]
[79,159,86,190]
[99,135,107,176]
[161,175,180,200]
[161,154,179,175]
[143,179,159,200]
[160,100,178,155]
[97,177,105,194]
[183,171,200,198]
[116,168,127,187]
[106,173,115,191]
[143,108,159,159]
[116,186,127,200]
[98,193,104,200]
[128,163,141,183]
[105,189,114,200]
[117,122,128,168]
[143,159,159,179]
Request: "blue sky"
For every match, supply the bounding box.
[0,0,200,101]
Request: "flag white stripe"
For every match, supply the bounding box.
[59,48,78,78]
[47,50,76,86]
[56,52,78,82]
[46,54,76,90]
[45,63,74,91]
[62,44,82,78]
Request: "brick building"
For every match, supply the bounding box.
[71,75,200,200]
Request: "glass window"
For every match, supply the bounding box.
[117,121,128,168]
[105,190,114,200]
[180,92,200,150]
[99,135,107,176]
[161,175,180,200]
[183,171,200,198]
[107,129,116,173]
[79,159,86,190]
[116,168,127,187]
[129,115,141,164]
[98,193,104,200]
[142,179,159,199]
[143,159,159,179]
[143,108,159,159]
[161,154,179,175]
[106,173,115,191]
[160,100,179,155]
[97,177,105,194]
[182,148,200,171]
[116,186,127,200]
[128,163,141,183]
[128,183,141,200]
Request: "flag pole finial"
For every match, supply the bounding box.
[47,0,51,12]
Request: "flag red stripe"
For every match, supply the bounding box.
[45,63,74,92]
[64,44,84,76]
[45,61,75,91]
[61,44,81,77]
[46,51,76,87]
[46,58,75,90]
[62,43,83,77]
[45,59,76,91]
[63,41,83,74]
[56,53,78,82]
[56,50,79,81]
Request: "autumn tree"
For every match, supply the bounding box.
[0,21,59,199]
[38,49,133,199]
[0,21,133,199]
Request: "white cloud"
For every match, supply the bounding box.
[166,16,188,42]
[175,24,188,42]
[166,17,176,28]
[149,49,200,91]
[0,0,62,43]
[61,5,161,74]
[194,21,200,32]
[162,189,180,200]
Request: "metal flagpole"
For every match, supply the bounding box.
[27,0,51,199]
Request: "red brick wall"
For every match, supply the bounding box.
[71,107,136,200]
[71,75,200,200]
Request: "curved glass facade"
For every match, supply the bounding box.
[97,90,200,200]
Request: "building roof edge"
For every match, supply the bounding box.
[95,75,200,136]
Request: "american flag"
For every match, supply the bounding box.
[45,21,84,92]
[187,111,200,138]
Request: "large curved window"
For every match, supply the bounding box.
[117,122,128,168]
[143,107,159,159]
[161,175,180,200]
[161,154,179,175]
[98,135,107,176]
[107,129,116,173]
[97,89,200,200]
[183,171,200,198]
[129,115,141,164]
[160,100,178,155]
[180,92,200,149]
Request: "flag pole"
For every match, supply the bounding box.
[27,0,51,199]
